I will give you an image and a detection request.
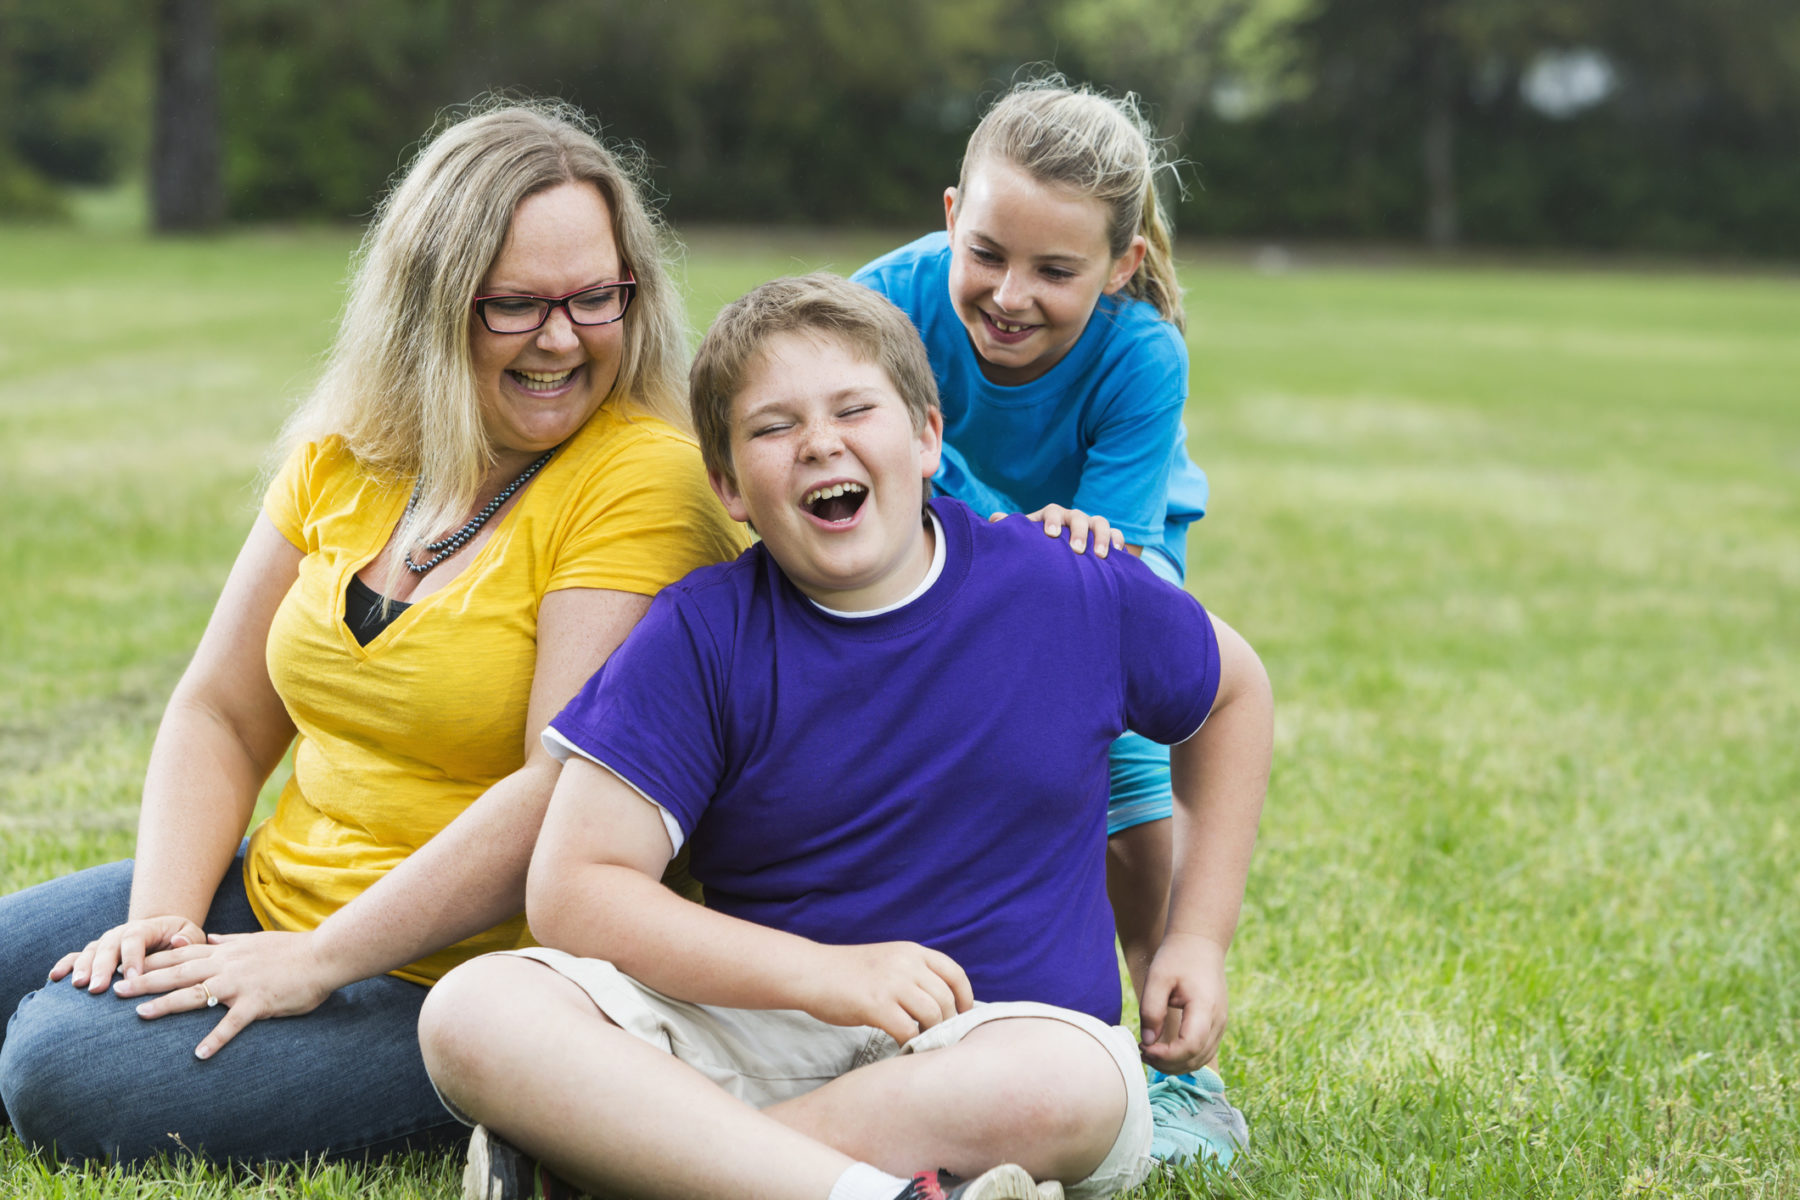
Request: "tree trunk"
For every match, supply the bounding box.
[1421,24,1458,249]
[151,0,222,231]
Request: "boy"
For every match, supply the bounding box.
[419,274,1272,1200]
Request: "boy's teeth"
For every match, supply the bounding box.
[992,316,1029,333]
[803,482,866,505]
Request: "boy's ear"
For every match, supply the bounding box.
[943,187,958,232]
[1103,234,1149,295]
[917,406,944,480]
[708,467,751,524]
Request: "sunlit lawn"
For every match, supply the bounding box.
[2,223,1796,1197]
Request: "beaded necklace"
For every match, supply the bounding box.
[402,448,555,575]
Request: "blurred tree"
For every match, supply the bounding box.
[152,0,223,230]
[1054,0,1312,125]
[1279,0,1592,247]
[2,0,1792,252]
[0,0,147,217]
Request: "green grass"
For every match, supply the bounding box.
[2,224,1797,1197]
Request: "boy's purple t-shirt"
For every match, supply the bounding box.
[548,498,1220,1023]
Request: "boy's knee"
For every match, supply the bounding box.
[959,1019,1131,1152]
[419,957,499,1076]
[418,955,552,1094]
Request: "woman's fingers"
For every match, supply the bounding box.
[119,931,148,980]
[83,936,122,994]
[195,1003,255,1061]
[134,974,255,1060]
[118,945,216,998]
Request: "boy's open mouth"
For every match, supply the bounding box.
[802,481,868,524]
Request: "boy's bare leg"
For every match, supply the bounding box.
[421,956,852,1200]
[1106,818,1171,1005]
[422,959,1128,1198]
[765,1016,1129,1186]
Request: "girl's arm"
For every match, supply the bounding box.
[934,440,1023,517]
[1137,612,1272,1074]
[119,585,654,1060]
[1069,327,1196,553]
[55,515,301,992]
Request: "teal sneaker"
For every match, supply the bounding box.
[1147,1067,1248,1169]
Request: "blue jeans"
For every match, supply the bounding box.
[0,852,465,1165]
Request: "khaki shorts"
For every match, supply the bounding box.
[505,947,1153,1200]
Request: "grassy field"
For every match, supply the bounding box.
[2,223,1797,1198]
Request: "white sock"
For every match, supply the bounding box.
[829,1161,912,1200]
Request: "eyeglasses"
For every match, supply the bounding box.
[472,275,637,334]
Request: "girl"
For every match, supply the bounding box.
[853,77,1240,1168]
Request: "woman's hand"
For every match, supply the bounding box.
[992,504,1128,558]
[50,916,208,994]
[113,930,341,1060]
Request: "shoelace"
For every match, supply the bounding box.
[1148,1076,1224,1117]
[900,1169,961,1200]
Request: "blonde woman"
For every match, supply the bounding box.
[0,100,747,1165]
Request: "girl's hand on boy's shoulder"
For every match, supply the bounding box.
[799,940,973,1047]
[996,504,1129,558]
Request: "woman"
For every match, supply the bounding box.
[0,99,747,1165]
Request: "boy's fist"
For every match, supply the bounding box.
[803,941,974,1045]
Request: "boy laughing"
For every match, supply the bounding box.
[420,274,1272,1200]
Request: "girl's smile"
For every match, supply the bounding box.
[944,160,1145,386]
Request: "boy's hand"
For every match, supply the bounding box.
[1138,931,1229,1075]
[995,505,1128,558]
[803,941,973,1045]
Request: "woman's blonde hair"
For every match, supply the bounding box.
[955,75,1185,333]
[283,96,688,573]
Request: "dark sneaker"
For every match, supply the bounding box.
[897,1165,1064,1200]
[463,1124,584,1200]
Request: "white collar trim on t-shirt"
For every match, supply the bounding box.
[809,509,946,619]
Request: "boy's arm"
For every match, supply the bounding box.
[1138,611,1272,1074]
[527,755,974,1044]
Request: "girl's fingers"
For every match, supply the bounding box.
[1091,518,1114,558]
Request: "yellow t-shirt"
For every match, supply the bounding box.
[247,404,750,985]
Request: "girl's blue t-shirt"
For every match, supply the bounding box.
[546,499,1221,1024]
[854,232,1208,580]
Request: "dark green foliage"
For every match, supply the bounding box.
[1,0,1796,253]
[0,0,148,212]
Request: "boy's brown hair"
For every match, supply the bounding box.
[690,272,940,485]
